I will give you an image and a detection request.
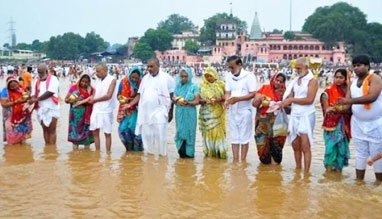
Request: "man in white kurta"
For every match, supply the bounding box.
[281,57,318,173]
[224,56,257,161]
[30,63,60,145]
[89,63,117,151]
[129,58,175,156]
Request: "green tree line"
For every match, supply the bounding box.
[5,3,382,63]
[302,2,382,62]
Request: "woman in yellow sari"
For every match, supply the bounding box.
[199,67,227,159]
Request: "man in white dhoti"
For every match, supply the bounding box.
[338,55,382,182]
[224,55,257,161]
[280,57,318,173]
[89,63,117,151]
[29,63,60,145]
[126,58,175,156]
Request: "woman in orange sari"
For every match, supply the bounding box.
[252,72,286,164]
[320,68,351,172]
[1,76,33,144]
[117,66,143,151]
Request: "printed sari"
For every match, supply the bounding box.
[1,77,32,144]
[117,67,143,151]
[199,67,227,159]
[254,72,286,164]
[67,75,94,145]
[320,84,351,171]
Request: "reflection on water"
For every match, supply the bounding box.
[1,78,382,218]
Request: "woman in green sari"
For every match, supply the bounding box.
[173,67,200,158]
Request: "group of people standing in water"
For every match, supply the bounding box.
[2,54,382,182]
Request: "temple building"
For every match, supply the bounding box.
[156,12,347,66]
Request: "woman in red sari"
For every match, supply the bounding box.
[1,76,33,144]
[320,68,351,172]
[252,72,287,164]
[65,74,94,150]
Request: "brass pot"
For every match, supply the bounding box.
[262,99,270,107]
[335,104,343,112]
[22,92,30,99]
[118,95,128,105]
[68,94,78,102]
[178,97,186,104]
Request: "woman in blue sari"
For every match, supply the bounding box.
[117,66,143,151]
[173,67,200,158]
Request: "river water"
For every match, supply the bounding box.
[0,76,381,218]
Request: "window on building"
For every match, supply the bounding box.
[232,42,234,46]
[310,45,314,50]
[283,46,287,50]
[288,45,292,50]
[315,45,319,50]
[226,33,228,38]
[299,45,303,50]
[304,45,308,50]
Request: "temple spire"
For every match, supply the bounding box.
[249,12,262,40]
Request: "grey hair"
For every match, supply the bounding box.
[95,63,108,72]
[295,57,309,67]
[148,57,160,66]
[38,63,48,72]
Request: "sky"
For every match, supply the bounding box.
[0,0,381,46]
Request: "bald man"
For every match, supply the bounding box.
[88,63,117,152]
[29,63,60,145]
[280,57,318,173]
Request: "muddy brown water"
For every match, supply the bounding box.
[0,76,381,218]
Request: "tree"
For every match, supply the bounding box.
[143,28,173,52]
[15,43,32,50]
[271,29,283,34]
[133,39,155,62]
[364,22,382,62]
[3,43,10,48]
[84,31,109,54]
[199,13,247,44]
[283,31,295,40]
[46,32,86,60]
[116,44,129,56]
[302,2,367,47]
[184,39,199,54]
[157,14,195,34]
[302,2,382,61]
[31,40,42,52]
